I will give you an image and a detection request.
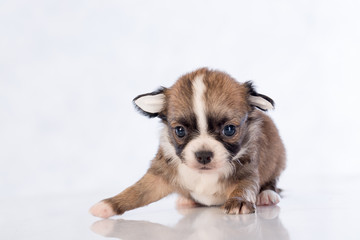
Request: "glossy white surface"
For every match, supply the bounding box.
[2,175,359,240]
[1,1,360,239]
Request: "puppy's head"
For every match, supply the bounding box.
[133,68,274,175]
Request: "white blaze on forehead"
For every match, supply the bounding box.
[192,75,207,134]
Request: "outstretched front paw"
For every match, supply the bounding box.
[223,197,256,214]
[90,201,116,218]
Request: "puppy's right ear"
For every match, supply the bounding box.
[245,81,275,111]
[133,87,166,118]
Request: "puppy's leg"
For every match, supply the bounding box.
[223,178,259,215]
[90,173,173,218]
[256,179,281,206]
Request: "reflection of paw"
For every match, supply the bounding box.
[223,197,256,214]
[257,205,281,220]
[91,219,116,236]
[89,201,116,218]
[256,190,280,206]
[176,196,198,209]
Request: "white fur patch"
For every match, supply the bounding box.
[249,96,274,111]
[256,190,280,206]
[192,75,207,134]
[134,93,165,114]
[177,163,227,206]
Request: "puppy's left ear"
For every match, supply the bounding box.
[133,87,166,118]
[245,81,275,111]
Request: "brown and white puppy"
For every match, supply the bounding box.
[90,68,286,218]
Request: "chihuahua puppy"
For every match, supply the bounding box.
[90,68,286,218]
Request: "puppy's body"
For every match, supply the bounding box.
[90,68,286,218]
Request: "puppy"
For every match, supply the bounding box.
[90,68,286,218]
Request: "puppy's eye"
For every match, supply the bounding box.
[175,126,186,138]
[223,125,236,137]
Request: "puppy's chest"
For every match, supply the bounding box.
[176,164,228,206]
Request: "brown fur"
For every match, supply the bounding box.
[92,68,286,216]
[104,171,173,215]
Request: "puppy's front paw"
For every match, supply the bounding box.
[223,197,256,214]
[90,201,116,218]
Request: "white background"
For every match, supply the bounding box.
[1,0,360,200]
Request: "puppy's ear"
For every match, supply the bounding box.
[133,87,166,118]
[245,81,275,111]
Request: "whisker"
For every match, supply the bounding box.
[235,158,243,166]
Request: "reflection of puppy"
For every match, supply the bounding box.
[90,68,286,218]
[91,207,290,240]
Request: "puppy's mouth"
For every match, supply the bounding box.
[196,163,220,172]
[199,166,212,170]
[185,162,216,172]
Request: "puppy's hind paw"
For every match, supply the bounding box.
[256,190,280,206]
[90,201,116,218]
[176,195,198,209]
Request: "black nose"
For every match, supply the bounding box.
[195,151,213,165]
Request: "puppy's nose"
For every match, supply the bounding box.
[195,151,213,165]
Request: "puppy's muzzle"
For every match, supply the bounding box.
[195,151,213,165]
